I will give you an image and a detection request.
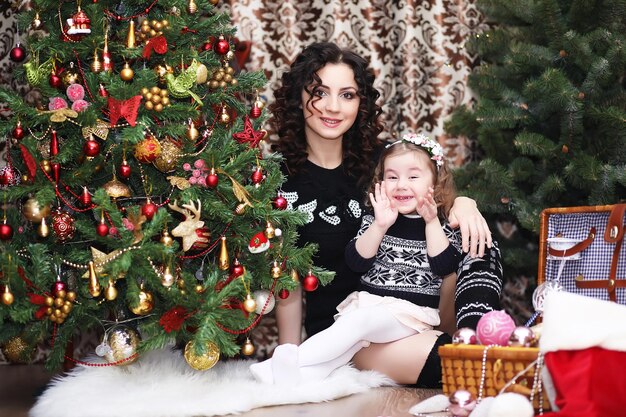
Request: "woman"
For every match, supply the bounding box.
[269,42,501,386]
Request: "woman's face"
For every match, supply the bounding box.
[301,63,360,145]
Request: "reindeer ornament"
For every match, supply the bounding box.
[168,200,211,251]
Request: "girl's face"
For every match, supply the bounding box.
[383,150,436,215]
[301,63,360,145]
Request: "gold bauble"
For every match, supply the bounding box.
[104,326,140,365]
[120,63,135,82]
[271,261,282,279]
[37,218,50,237]
[41,160,51,173]
[66,291,77,302]
[183,341,220,371]
[1,336,33,364]
[187,0,198,14]
[62,66,82,87]
[152,140,182,173]
[103,178,132,199]
[264,221,275,239]
[160,230,174,246]
[290,269,300,283]
[104,280,118,301]
[90,51,103,73]
[186,122,200,142]
[196,63,208,84]
[23,197,51,222]
[1,285,14,305]
[220,108,231,125]
[242,293,257,313]
[241,338,255,356]
[131,289,154,315]
[209,0,219,5]
[161,265,175,287]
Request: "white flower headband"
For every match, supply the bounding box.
[386,133,444,169]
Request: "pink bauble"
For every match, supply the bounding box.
[476,310,516,346]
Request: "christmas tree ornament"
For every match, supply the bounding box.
[134,135,162,163]
[141,199,158,221]
[206,168,218,188]
[196,63,208,84]
[62,62,82,87]
[290,269,300,283]
[0,162,21,189]
[161,265,175,287]
[184,341,220,370]
[90,49,102,73]
[218,236,229,270]
[264,221,276,239]
[449,390,476,417]
[119,158,132,179]
[169,200,210,251]
[103,175,132,199]
[120,63,135,82]
[131,285,154,315]
[186,119,200,141]
[214,35,230,55]
[241,337,255,356]
[101,32,113,70]
[96,213,109,237]
[249,92,264,119]
[242,293,257,313]
[49,70,62,89]
[231,257,245,277]
[88,260,101,297]
[0,219,13,241]
[302,270,319,292]
[32,12,42,29]
[23,197,51,223]
[104,326,140,365]
[273,195,288,210]
[508,326,537,347]
[12,120,25,140]
[24,55,53,88]
[98,83,108,97]
[253,289,275,314]
[154,63,173,84]
[476,310,516,346]
[250,166,264,184]
[1,284,14,306]
[37,217,49,237]
[10,43,27,63]
[1,336,33,363]
[160,229,174,246]
[219,106,231,124]
[278,289,290,299]
[126,20,136,48]
[83,136,100,157]
[270,260,281,279]
[248,231,270,253]
[66,4,91,35]
[153,139,181,172]
[452,327,478,345]
[187,0,198,14]
[233,116,266,148]
[51,209,76,242]
[104,279,118,301]
[80,186,92,206]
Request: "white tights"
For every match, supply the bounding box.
[250,306,416,384]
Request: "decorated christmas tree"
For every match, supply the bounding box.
[446,0,626,280]
[0,0,332,370]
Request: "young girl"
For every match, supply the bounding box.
[251,133,462,384]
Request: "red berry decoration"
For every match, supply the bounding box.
[278,289,290,299]
[12,121,25,140]
[0,222,13,241]
[119,159,131,179]
[302,272,319,292]
[206,168,218,188]
[273,195,288,210]
[83,139,100,157]
[214,36,230,55]
[49,72,62,89]
[141,200,158,221]
[9,44,26,63]
[52,280,67,295]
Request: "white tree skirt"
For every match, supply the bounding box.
[30,348,393,417]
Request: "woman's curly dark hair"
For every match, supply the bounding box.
[269,42,384,189]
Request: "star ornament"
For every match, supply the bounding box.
[232,116,266,148]
[81,247,124,278]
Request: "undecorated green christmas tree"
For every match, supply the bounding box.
[0,0,332,370]
[446,0,626,278]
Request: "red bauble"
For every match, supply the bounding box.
[52,281,66,295]
[302,273,319,292]
[250,167,264,184]
[0,164,21,188]
[0,223,13,241]
[49,73,62,89]
[9,44,26,63]
[51,210,76,242]
[214,37,230,55]
[134,136,162,163]
[249,105,262,119]
[200,38,214,52]
[12,122,25,140]
[231,260,245,277]
[206,171,218,188]
[273,196,288,210]
[141,200,158,221]
[83,139,100,157]
[278,289,290,299]
[96,222,109,237]
[119,160,131,179]
[98,83,108,97]
[80,187,92,206]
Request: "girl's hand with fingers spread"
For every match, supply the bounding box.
[369,181,398,229]
[416,187,438,223]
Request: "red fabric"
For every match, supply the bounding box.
[540,348,626,417]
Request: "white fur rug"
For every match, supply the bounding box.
[30,348,394,417]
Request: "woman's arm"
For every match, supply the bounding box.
[275,285,303,345]
[448,196,492,258]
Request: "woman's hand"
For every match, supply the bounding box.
[369,181,398,230]
[448,196,492,257]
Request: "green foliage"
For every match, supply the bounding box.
[446,0,626,278]
[0,0,324,368]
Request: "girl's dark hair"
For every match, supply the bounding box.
[368,142,457,219]
[269,42,384,189]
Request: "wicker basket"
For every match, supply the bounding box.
[439,344,551,411]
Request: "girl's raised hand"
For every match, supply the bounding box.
[416,187,438,223]
[369,181,398,229]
